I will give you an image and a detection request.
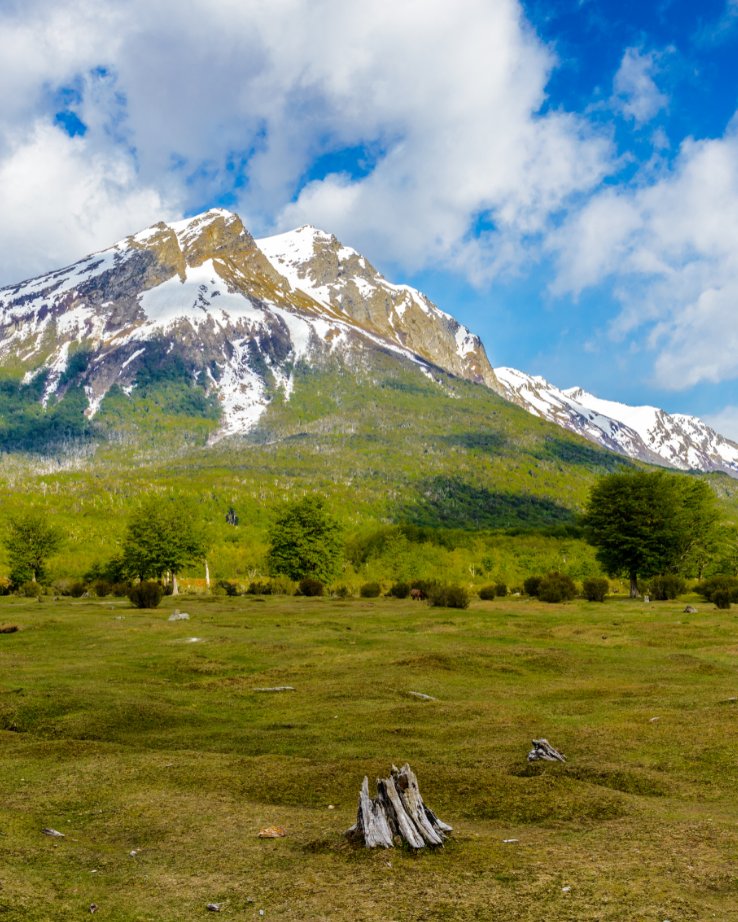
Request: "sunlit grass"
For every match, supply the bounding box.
[1,593,738,919]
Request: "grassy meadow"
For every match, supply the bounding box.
[2,592,738,920]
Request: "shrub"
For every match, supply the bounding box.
[17,581,42,599]
[694,576,738,603]
[68,581,87,598]
[388,581,410,599]
[538,572,577,603]
[92,579,113,598]
[478,584,497,600]
[582,577,609,602]
[0,577,11,596]
[216,579,239,597]
[713,589,732,610]
[298,577,325,597]
[128,581,164,609]
[111,581,131,597]
[495,582,508,597]
[247,580,273,595]
[523,575,543,597]
[266,574,293,595]
[429,584,470,609]
[649,574,686,601]
[360,581,382,598]
[332,584,352,599]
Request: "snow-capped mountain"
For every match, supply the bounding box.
[0,209,496,441]
[495,367,738,478]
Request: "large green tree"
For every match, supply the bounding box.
[267,496,343,584]
[4,512,64,586]
[121,495,208,594]
[582,471,720,597]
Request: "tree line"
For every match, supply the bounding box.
[1,469,733,602]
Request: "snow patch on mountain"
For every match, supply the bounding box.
[496,367,738,477]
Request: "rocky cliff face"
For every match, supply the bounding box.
[496,367,738,478]
[0,209,497,441]
[256,226,498,389]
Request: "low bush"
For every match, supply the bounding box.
[128,581,164,609]
[17,581,42,599]
[216,579,240,597]
[92,579,113,598]
[388,581,410,599]
[494,582,508,597]
[247,580,273,595]
[360,581,382,598]
[582,577,609,602]
[649,574,686,601]
[694,576,738,603]
[429,584,470,609]
[332,584,352,599]
[478,584,497,600]
[111,581,131,597]
[538,572,577,603]
[298,577,325,597]
[68,581,87,598]
[269,574,295,595]
[523,575,543,597]
[713,588,732,610]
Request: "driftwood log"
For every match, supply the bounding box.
[527,738,566,762]
[346,763,452,849]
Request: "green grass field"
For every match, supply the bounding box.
[2,593,738,921]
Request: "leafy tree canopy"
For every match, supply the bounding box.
[582,471,721,596]
[121,494,208,585]
[267,496,343,584]
[4,512,64,586]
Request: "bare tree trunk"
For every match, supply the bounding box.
[171,572,179,596]
[630,573,638,598]
[204,559,210,590]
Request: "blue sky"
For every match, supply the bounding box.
[1,0,738,434]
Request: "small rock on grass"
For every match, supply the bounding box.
[42,828,65,837]
[258,825,286,838]
[206,903,222,912]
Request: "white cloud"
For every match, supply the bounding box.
[613,48,668,125]
[705,405,738,442]
[0,0,612,286]
[552,124,738,389]
[0,122,173,281]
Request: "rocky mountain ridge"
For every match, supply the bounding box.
[0,209,497,442]
[495,367,738,478]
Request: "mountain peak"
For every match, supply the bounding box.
[0,209,498,443]
[497,368,738,477]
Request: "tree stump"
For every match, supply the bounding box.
[527,738,566,762]
[346,763,452,849]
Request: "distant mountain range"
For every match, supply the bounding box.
[0,207,736,478]
[495,367,738,478]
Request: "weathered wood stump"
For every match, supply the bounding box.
[527,738,566,762]
[346,763,452,849]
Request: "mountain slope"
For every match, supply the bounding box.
[257,225,498,389]
[496,367,738,478]
[0,209,496,450]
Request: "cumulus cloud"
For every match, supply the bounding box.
[552,123,738,389]
[612,48,668,125]
[0,0,612,286]
[0,122,172,282]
